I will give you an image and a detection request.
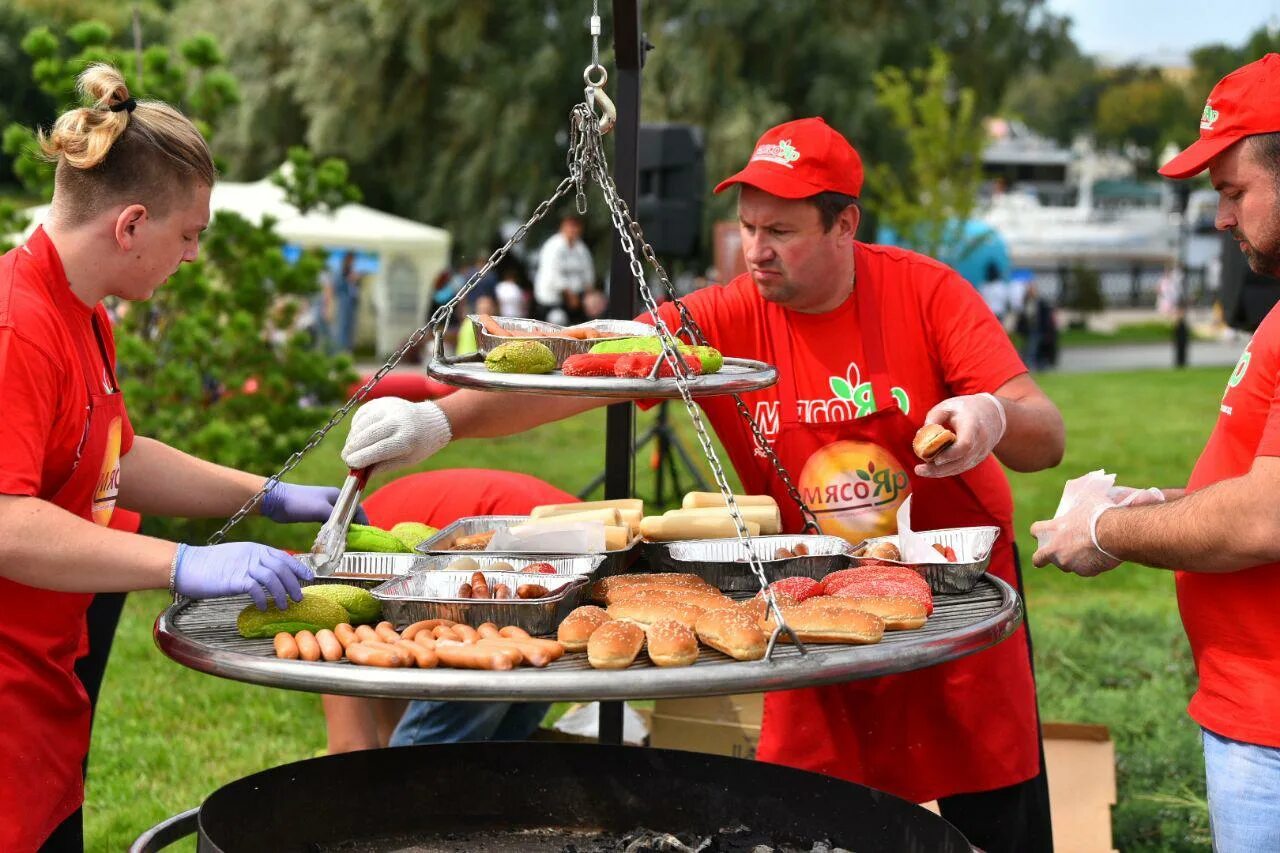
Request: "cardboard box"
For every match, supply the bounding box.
[650,695,1117,853]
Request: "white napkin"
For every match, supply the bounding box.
[895,495,948,564]
[488,520,606,553]
[1051,469,1117,519]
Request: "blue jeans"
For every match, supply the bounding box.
[1204,727,1280,852]
[389,701,550,746]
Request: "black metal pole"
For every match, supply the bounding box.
[598,0,642,749]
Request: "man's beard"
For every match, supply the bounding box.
[1234,225,1280,277]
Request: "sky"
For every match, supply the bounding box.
[1046,0,1280,64]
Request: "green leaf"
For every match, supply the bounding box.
[830,376,854,400]
[856,469,871,481]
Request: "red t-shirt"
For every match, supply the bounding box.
[1180,303,1280,746]
[646,242,1027,529]
[0,227,135,503]
[362,468,578,529]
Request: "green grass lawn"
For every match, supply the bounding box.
[85,369,1228,851]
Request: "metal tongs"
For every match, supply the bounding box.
[309,468,370,576]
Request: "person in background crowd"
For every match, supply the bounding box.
[1016,282,1058,370]
[322,469,576,751]
[341,117,1065,852]
[980,260,1009,322]
[582,288,608,321]
[331,250,363,353]
[494,261,531,318]
[534,213,594,325]
[1031,53,1280,853]
[0,64,348,853]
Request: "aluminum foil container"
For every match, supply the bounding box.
[371,570,589,634]
[418,515,639,577]
[413,554,605,576]
[305,552,425,590]
[851,526,1001,594]
[655,535,856,591]
[469,315,657,367]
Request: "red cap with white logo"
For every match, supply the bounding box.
[1159,53,1280,179]
[713,117,864,198]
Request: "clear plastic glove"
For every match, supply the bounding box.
[914,393,1007,479]
[341,398,453,473]
[1029,494,1121,578]
[1107,485,1167,508]
[258,482,369,525]
[174,542,313,610]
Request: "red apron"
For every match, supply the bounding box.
[0,312,127,852]
[750,267,1041,804]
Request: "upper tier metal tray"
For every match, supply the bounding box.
[153,575,1022,702]
[427,355,778,398]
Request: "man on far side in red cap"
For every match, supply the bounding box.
[342,117,1065,852]
[1032,53,1280,852]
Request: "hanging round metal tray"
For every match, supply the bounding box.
[427,355,778,398]
[153,575,1022,702]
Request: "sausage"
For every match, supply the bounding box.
[294,630,321,662]
[435,643,521,671]
[346,642,402,667]
[334,623,358,650]
[273,632,300,660]
[412,633,437,651]
[394,639,438,668]
[457,583,474,599]
[452,624,481,644]
[476,637,564,668]
[492,584,512,600]
[478,313,512,337]
[432,624,461,641]
[498,626,532,640]
[471,571,490,599]
[315,629,344,662]
[402,619,454,641]
[354,624,379,644]
[516,583,550,599]
[476,622,502,640]
[375,621,401,644]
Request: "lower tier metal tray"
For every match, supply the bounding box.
[154,576,1022,702]
[426,356,778,398]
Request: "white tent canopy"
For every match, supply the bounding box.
[24,174,451,356]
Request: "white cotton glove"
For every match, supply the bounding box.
[914,393,1007,479]
[341,398,453,473]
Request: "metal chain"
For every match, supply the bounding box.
[205,170,580,546]
[572,105,805,654]
[626,230,822,535]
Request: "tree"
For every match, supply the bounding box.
[866,49,988,262]
[1094,75,1195,169]
[1002,48,1105,145]
[5,20,358,542]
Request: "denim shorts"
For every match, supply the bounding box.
[1203,727,1280,852]
[389,700,550,747]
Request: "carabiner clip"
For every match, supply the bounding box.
[585,85,617,136]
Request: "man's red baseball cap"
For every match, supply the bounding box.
[1159,53,1280,179]
[714,117,864,198]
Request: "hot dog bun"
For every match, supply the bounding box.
[799,595,927,631]
[639,516,761,542]
[557,605,611,652]
[695,607,767,661]
[862,540,902,561]
[662,505,782,535]
[912,423,956,461]
[765,604,885,644]
[606,586,735,612]
[587,620,646,669]
[590,573,713,602]
[607,599,706,628]
[682,492,778,510]
[645,619,699,667]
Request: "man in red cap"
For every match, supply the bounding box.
[342,116,1065,851]
[1032,54,1280,852]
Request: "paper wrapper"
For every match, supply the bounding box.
[488,520,606,553]
[895,495,947,564]
[1051,470,1116,519]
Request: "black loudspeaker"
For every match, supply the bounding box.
[1219,230,1280,332]
[636,123,705,259]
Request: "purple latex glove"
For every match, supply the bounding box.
[174,542,313,610]
[258,482,369,525]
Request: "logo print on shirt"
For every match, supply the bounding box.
[750,139,801,169]
[1221,343,1252,415]
[751,361,912,454]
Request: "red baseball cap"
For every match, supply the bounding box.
[1159,53,1280,179]
[714,117,864,198]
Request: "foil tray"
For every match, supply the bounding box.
[469,315,657,366]
[427,356,778,399]
[372,570,590,634]
[851,526,1001,594]
[305,552,425,589]
[418,515,639,577]
[654,535,855,591]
